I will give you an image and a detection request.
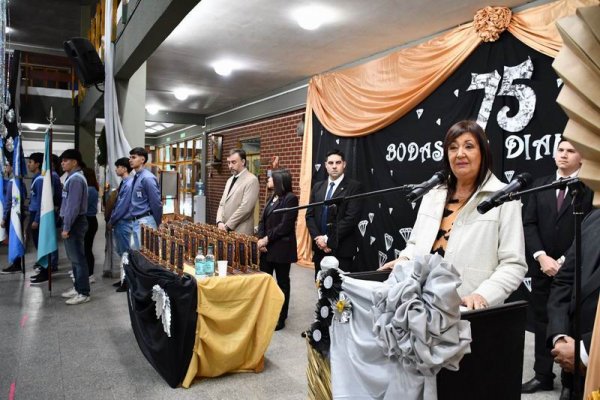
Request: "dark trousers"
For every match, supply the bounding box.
[260,259,291,324]
[531,274,555,383]
[28,215,58,269]
[84,216,98,276]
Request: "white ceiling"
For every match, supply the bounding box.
[145,0,535,116]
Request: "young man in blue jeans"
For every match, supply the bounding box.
[58,149,90,305]
[107,157,133,291]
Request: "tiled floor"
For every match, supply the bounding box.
[0,218,562,399]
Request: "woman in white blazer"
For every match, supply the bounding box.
[381,120,526,310]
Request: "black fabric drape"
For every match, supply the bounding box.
[311,32,565,271]
[125,251,198,388]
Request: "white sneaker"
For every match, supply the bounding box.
[69,271,73,278]
[65,294,90,305]
[89,275,96,284]
[61,288,78,298]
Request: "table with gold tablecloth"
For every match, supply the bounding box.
[181,265,284,388]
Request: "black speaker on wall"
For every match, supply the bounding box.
[63,38,105,87]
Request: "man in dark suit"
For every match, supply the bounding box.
[546,208,600,400]
[306,149,362,277]
[522,139,594,395]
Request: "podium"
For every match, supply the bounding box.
[347,270,527,400]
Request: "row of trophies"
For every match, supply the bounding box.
[139,220,261,277]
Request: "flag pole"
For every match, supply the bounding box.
[47,107,55,293]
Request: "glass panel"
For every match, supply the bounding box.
[159,147,165,162]
[185,164,193,190]
[180,193,192,217]
[187,140,194,160]
[179,142,186,161]
[163,198,175,214]
[171,144,177,162]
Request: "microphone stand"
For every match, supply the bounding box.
[485,177,585,399]
[273,184,416,248]
[274,184,417,214]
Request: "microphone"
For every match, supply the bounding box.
[477,172,532,214]
[406,171,446,202]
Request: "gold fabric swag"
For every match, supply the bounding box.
[296,0,599,266]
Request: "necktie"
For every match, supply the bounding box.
[227,176,238,195]
[557,178,566,211]
[321,182,336,234]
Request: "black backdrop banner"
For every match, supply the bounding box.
[311,32,566,271]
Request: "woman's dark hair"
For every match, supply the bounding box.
[442,120,492,199]
[271,169,293,197]
[51,154,62,175]
[82,167,99,191]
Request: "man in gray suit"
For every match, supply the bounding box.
[216,149,260,235]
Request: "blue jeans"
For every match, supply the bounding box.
[114,219,133,256]
[131,215,157,251]
[63,215,89,296]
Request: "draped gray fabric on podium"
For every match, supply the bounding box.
[330,255,472,400]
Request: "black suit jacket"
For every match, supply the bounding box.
[523,175,593,277]
[257,192,298,264]
[546,208,600,352]
[305,176,362,258]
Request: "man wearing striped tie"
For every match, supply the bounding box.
[306,149,362,278]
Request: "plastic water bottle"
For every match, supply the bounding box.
[195,245,206,277]
[205,244,215,276]
[196,179,205,196]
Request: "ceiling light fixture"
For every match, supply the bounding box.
[173,89,191,101]
[5,27,12,34]
[146,104,160,115]
[292,4,336,30]
[25,123,39,130]
[212,60,235,77]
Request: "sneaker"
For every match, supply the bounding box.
[65,294,90,305]
[30,274,49,285]
[1,264,21,274]
[69,271,74,278]
[61,288,78,298]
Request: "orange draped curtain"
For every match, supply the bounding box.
[296,0,599,266]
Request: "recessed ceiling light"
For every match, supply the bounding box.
[212,60,235,77]
[5,27,12,34]
[25,123,39,130]
[146,105,160,115]
[173,89,191,101]
[292,5,336,30]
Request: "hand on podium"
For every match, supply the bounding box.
[461,293,488,310]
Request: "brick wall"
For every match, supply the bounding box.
[206,109,305,225]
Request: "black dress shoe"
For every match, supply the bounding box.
[112,281,121,287]
[116,282,129,292]
[521,378,553,393]
[559,387,571,400]
[275,320,285,331]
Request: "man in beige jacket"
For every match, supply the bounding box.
[216,149,259,235]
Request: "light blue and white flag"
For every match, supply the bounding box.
[37,129,57,267]
[8,136,24,263]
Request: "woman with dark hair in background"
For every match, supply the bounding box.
[82,167,99,283]
[257,169,298,331]
[380,120,527,310]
